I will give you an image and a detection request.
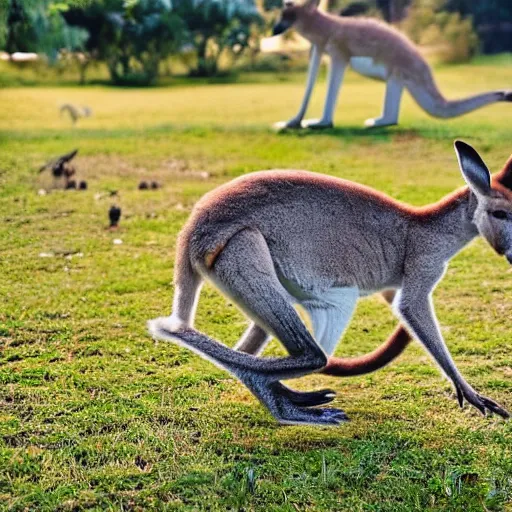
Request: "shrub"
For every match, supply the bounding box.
[401,0,479,63]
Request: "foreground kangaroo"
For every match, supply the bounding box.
[149,141,511,425]
[272,0,512,129]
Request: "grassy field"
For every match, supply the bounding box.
[1,60,512,511]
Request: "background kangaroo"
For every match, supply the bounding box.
[149,141,511,426]
[272,0,512,129]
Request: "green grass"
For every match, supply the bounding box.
[1,59,512,511]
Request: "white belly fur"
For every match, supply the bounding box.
[300,287,359,356]
[349,57,388,81]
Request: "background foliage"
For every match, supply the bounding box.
[1,0,264,84]
[400,0,479,63]
[1,0,512,84]
[334,0,512,57]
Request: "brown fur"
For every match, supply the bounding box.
[323,325,411,376]
[205,243,227,270]
[299,11,430,83]
[494,154,512,194]
[275,1,511,125]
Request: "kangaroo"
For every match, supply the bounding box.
[272,0,512,129]
[149,141,511,426]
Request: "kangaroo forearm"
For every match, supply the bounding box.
[399,300,463,385]
[295,45,321,120]
[321,324,411,376]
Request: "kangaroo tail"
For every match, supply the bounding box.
[166,226,203,329]
[321,324,411,377]
[148,320,313,379]
[149,318,412,378]
[406,69,512,119]
[148,321,240,370]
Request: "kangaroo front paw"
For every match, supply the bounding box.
[302,118,334,130]
[456,385,509,419]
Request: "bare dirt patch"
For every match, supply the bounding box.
[74,155,210,182]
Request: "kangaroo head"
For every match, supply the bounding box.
[455,140,512,263]
[272,0,319,36]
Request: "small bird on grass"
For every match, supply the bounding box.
[109,205,122,230]
[39,149,79,189]
[39,149,78,178]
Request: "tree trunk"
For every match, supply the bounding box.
[195,37,209,76]
[107,57,120,83]
[121,54,130,78]
[141,54,160,85]
[78,59,90,86]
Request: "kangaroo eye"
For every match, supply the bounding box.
[491,210,508,220]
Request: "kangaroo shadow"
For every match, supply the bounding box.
[275,124,482,143]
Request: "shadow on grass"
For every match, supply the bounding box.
[275,123,488,144]
[0,122,489,147]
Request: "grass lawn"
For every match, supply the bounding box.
[1,60,512,511]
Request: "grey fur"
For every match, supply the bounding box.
[148,141,510,425]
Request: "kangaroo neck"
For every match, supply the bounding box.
[413,187,479,260]
[295,9,334,46]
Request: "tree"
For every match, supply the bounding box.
[175,0,263,77]
[106,0,185,84]
[62,0,185,85]
[1,0,266,83]
[3,0,37,54]
[1,0,88,62]
[443,0,512,53]
[60,0,120,83]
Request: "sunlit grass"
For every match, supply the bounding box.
[1,59,512,510]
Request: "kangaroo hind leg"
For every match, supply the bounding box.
[235,322,337,407]
[208,228,348,425]
[365,76,404,128]
[150,228,347,424]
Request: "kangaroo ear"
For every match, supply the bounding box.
[496,154,512,191]
[454,140,491,197]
